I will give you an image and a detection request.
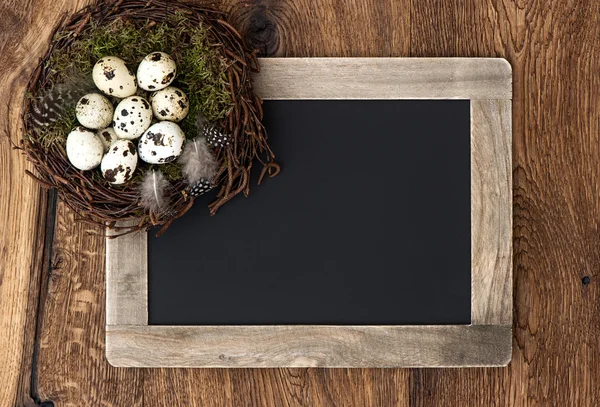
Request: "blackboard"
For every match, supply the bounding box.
[106,58,513,368]
[148,99,472,325]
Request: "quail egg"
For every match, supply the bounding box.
[138,121,185,164]
[113,96,153,139]
[75,93,113,130]
[137,52,177,91]
[66,127,105,171]
[92,56,137,98]
[101,140,138,185]
[150,87,189,122]
[96,127,118,152]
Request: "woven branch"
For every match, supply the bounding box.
[19,0,279,235]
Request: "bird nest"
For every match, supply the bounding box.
[18,0,279,236]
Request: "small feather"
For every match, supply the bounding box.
[30,73,96,128]
[179,137,217,184]
[139,170,171,214]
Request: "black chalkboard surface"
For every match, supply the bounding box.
[148,100,471,325]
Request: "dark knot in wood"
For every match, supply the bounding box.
[242,7,281,57]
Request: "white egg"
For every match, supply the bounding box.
[138,122,185,164]
[96,127,118,152]
[75,93,113,130]
[92,56,137,98]
[66,127,104,171]
[150,87,189,122]
[137,52,177,91]
[113,96,153,140]
[101,140,138,185]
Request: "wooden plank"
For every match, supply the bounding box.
[106,325,511,368]
[143,368,408,407]
[470,100,512,325]
[409,0,600,406]
[14,191,53,406]
[106,222,147,326]
[35,201,143,406]
[253,58,512,100]
[0,0,77,405]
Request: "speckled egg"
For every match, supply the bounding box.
[137,52,177,91]
[75,93,113,130]
[92,56,137,98]
[113,96,153,139]
[96,127,118,152]
[138,121,185,164]
[66,127,104,171]
[101,140,138,185]
[150,87,189,122]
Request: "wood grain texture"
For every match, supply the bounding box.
[409,0,600,406]
[2,0,599,405]
[0,0,77,405]
[254,58,512,100]
[106,325,511,368]
[471,100,512,325]
[106,223,147,326]
[228,0,410,58]
[143,368,408,407]
[35,201,143,407]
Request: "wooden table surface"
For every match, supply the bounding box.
[1,0,598,406]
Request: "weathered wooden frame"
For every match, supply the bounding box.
[106,58,513,368]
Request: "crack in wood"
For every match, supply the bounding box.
[25,190,57,407]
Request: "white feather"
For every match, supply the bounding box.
[179,137,217,184]
[139,170,170,213]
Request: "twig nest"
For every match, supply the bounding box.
[137,52,176,91]
[92,56,137,98]
[66,126,104,170]
[149,87,189,122]
[138,121,185,164]
[101,139,138,185]
[22,1,279,233]
[75,93,113,129]
[96,127,118,152]
[113,96,153,139]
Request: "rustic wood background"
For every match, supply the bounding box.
[0,0,598,405]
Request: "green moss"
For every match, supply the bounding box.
[178,26,233,136]
[32,13,233,178]
[47,14,232,123]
